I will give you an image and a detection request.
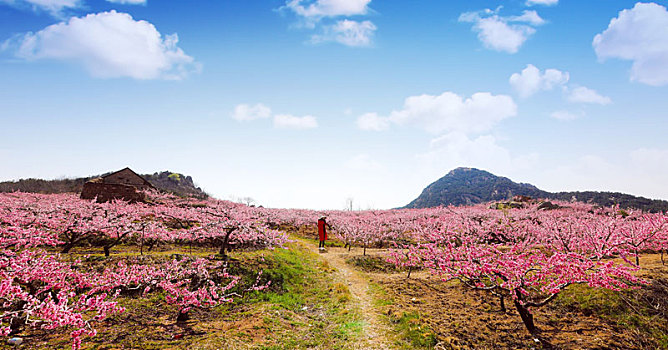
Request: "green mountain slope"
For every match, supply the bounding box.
[405,167,668,213]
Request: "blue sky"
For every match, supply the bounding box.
[1,0,668,209]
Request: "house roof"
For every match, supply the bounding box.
[97,167,155,188]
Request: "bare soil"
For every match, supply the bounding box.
[360,251,668,349]
[306,243,398,349]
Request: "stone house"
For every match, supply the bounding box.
[81,167,155,203]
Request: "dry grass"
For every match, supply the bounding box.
[366,253,668,349]
[17,241,364,350]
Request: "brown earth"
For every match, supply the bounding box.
[357,251,668,350]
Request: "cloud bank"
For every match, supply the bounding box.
[232,104,273,122]
[311,19,376,47]
[459,9,545,53]
[0,0,80,17]
[509,64,569,97]
[232,103,319,130]
[13,11,198,80]
[567,86,611,105]
[525,0,557,6]
[357,91,517,134]
[285,0,371,18]
[273,114,318,129]
[593,2,668,86]
[282,0,376,47]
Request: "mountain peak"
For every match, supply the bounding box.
[405,168,546,208]
[446,167,495,177]
[405,168,668,212]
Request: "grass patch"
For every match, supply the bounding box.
[217,242,364,349]
[335,320,365,340]
[25,240,362,349]
[555,278,668,349]
[368,281,437,349]
[346,255,405,273]
[368,281,394,307]
[392,312,438,348]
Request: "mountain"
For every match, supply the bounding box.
[143,171,208,199]
[0,170,208,199]
[405,167,668,213]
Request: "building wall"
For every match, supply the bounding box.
[81,182,146,203]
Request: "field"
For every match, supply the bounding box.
[1,192,667,349]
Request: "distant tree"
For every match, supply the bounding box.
[345,197,354,211]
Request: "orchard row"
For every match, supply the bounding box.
[2,191,667,346]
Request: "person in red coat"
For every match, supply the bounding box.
[317,216,329,250]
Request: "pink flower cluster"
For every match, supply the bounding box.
[1,192,287,348]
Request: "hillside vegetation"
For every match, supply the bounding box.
[406,167,668,213]
[0,170,208,199]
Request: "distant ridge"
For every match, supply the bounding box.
[0,170,208,199]
[405,167,668,213]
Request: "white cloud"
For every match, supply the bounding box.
[474,18,534,53]
[233,103,319,130]
[630,148,668,180]
[273,114,318,129]
[509,65,611,105]
[281,0,375,47]
[459,9,545,53]
[526,0,558,6]
[507,10,545,26]
[550,110,583,121]
[418,132,538,179]
[13,11,197,80]
[106,0,146,4]
[593,2,668,86]
[509,64,569,97]
[541,149,668,201]
[356,112,389,131]
[232,103,272,122]
[311,19,376,47]
[345,154,383,171]
[567,86,612,105]
[0,0,80,17]
[285,0,371,18]
[379,91,517,134]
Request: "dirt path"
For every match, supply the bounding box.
[304,243,397,349]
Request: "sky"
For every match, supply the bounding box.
[1,0,668,210]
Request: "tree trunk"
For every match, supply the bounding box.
[103,245,111,257]
[61,243,75,254]
[635,249,640,266]
[218,228,237,260]
[176,310,189,322]
[60,231,78,253]
[499,295,506,313]
[407,267,412,279]
[140,229,144,256]
[218,242,227,259]
[363,244,367,256]
[513,300,536,334]
[661,249,665,265]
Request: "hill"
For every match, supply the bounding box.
[0,170,208,199]
[405,167,668,213]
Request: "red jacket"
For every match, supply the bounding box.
[317,219,328,241]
